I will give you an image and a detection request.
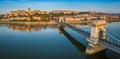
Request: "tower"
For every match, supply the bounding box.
[28,8,31,15]
[86,20,106,54]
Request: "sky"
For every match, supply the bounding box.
[0,0,120,14]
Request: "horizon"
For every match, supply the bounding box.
[0,0,120,14]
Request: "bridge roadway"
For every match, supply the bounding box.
[62,22,90,38]
[61,22,120,54]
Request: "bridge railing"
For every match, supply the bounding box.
[99,39,120,53]
[99,29,120,53]
[100,36,120,48]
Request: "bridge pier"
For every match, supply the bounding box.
[58,24,65,30]
[86,20,106,54]
[58,18,66,30]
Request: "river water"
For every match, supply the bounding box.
[0,22,120,59]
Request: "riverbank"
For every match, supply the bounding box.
[0,19,120,25]
[0,21,57,25]
[106,19,120,23]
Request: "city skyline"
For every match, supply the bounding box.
[0,0,120,14]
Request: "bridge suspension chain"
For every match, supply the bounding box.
[100,29,120,50]
[62,22,90,37]
[101,29,120,42]
[106,28,120,40]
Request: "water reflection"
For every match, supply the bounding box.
[0,23,90,32]
[0,22,120,59]
[59,29,109,59]
[0,23,57,32]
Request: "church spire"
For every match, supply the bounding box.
[28,8,31,14]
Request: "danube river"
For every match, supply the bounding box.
[0,22,120,59]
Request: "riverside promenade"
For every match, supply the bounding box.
[0,21,57,25]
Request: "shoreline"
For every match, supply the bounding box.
[0,19,120,25]
[0,21,57,25]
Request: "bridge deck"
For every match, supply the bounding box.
[62,22,90,38]
[99,40,120,53]
[61,22,120,54]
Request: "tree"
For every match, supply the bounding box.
[12,19,17,21]
[30,17,35,22]
[33,13,40,16]
[52,13,64,17]
[41,16,49,22]
[23,19,28,22]
[84,18,88,20]
[97,16,101,20]
[0,15,5,21]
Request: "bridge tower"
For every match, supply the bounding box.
[86,20,106,54]
[58,17,65,23]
